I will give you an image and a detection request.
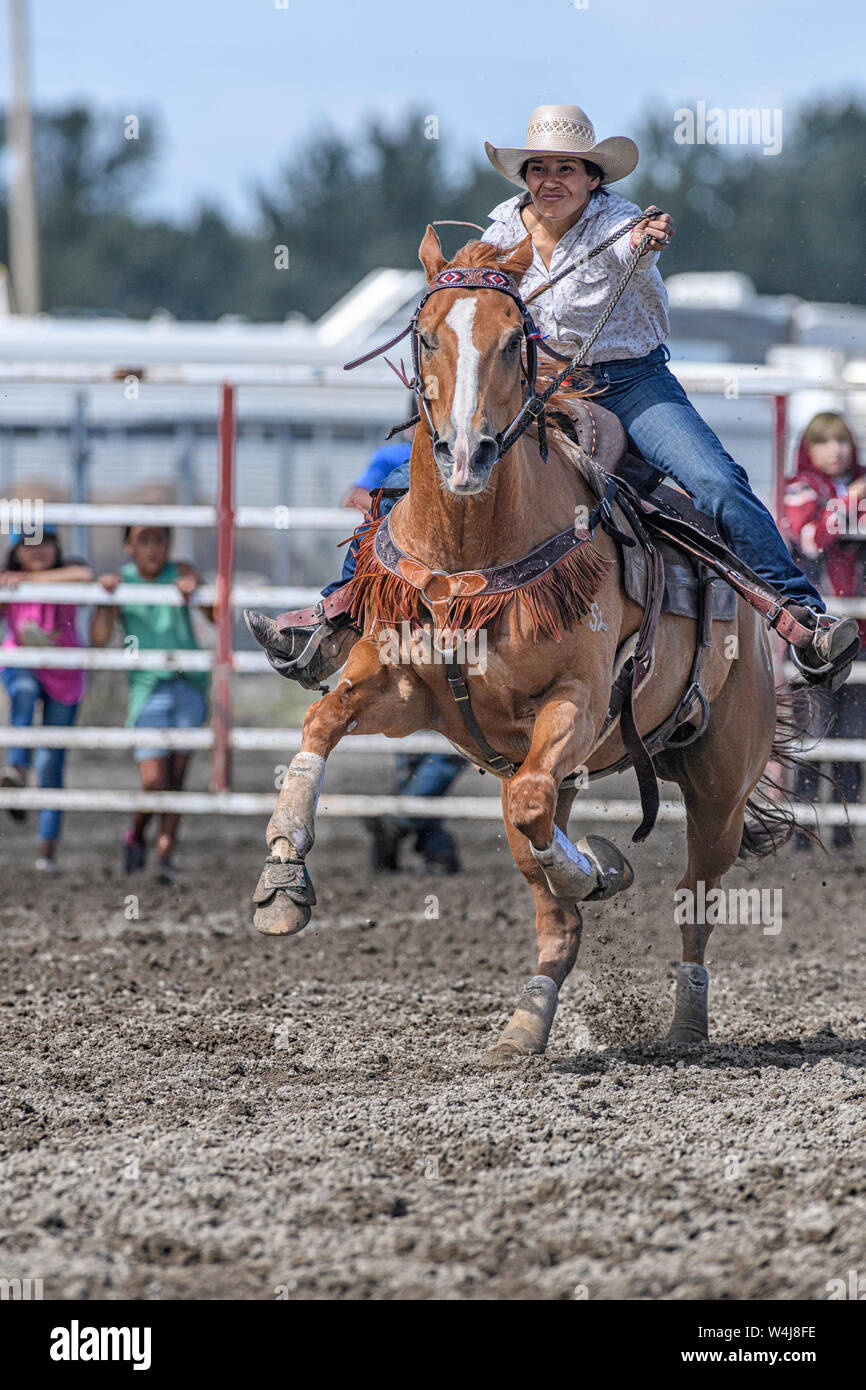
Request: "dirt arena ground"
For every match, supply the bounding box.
[1,749,864,1301]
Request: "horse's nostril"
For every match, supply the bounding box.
[474,437,499,472]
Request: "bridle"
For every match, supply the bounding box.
[342,205,665,470]
[343,264,553,464]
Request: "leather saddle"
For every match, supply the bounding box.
[547,395,737,625]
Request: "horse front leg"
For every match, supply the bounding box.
[485,683,633,1063]
[506,682,633,907]
[253,638,428,936]
[484,782,583,1065]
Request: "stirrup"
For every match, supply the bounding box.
[789,636,860,691]
[244,607,358,691]
[788,611,861,690]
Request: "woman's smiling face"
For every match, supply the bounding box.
[523,156,600,220]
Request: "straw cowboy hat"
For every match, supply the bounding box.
[485,104,638,187]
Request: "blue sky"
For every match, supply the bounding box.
[8,0,865,228]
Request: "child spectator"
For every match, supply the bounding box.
[91,526,214,881]
[0,525,92,870]
[783,412,866,849]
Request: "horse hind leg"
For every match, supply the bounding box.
[661,613,777,1045]
[663,782,752,1045]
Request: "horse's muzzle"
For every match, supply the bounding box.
[434,434,500,493]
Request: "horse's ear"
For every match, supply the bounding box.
[419,225,446,281]
[498,233,534,283]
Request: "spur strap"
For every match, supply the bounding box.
[273,589,356,631]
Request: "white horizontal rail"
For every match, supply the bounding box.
[0,581,320,609]
[0,789,502,816]
[4,644,866,686]
[0,646,290,672]
[0,646,215,671]
[0,362,863,393]
[782,661,866,683]
[2,584,863,627]
[0,787,862,823]
[0,724,862,763]
[805,738,866,760]
[29,503,358,530]
[814,597,866,616]
[0,726,455,754]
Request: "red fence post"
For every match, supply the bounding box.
[772,393,788,523]
[210,382,235,793]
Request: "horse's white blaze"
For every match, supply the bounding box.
[444,297,479,486]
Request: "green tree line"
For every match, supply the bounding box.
[0,96,863,321]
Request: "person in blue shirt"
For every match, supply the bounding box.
[319,439,411,604]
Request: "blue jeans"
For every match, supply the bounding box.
[325,344,822,611]
[133,676,208,762]
[592,345,822,609]
[1,669,79,842]
[394,752,464,846]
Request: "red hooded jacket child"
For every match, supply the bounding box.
[782,432,866,645]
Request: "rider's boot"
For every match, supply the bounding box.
[785,606,861,692]
[245,606,360,690]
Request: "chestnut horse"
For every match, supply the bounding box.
[251,228,782,1063]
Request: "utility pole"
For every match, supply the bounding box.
[6,0,41,313]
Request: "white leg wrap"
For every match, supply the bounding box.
[670,962,710,1041]
[495,975,559,1055]
[267,752,325,860]
[531,826,599,901]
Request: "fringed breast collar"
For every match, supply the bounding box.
[342,509,612,640]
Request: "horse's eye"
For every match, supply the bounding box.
[505,336,522,355]
[419,336,433,352]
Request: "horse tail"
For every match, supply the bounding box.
[738,684,839,859]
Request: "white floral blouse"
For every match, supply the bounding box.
[480,189,670,365]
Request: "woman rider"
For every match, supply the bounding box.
[248,103,858,690]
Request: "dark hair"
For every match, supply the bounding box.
[123,525,172,542]
[5,533,63,571]
[519,156,609,195]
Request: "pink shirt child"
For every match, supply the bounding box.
[2,600,87,704]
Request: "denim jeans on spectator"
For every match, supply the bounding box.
[393,751,464,847]
[1,668,79,842]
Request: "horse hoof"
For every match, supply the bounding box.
[663,1025,708,1048]
[253,890,311,937]
[580,835,634,901]
[480,1041,534,1067]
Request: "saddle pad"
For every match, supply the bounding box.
[614,500,738,621]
